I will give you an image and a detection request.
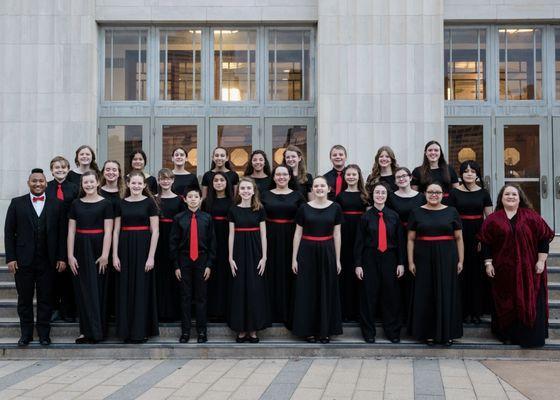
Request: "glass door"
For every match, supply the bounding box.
[98,118,151,175]
[265,118,316,174]
[552,117,560,232]
[154,118,205,178]
[445,118,494,197]
[496,118,552,223]
[209,118,260,176]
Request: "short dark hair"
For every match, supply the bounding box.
[185,188,202,197]
[31,168,44,175]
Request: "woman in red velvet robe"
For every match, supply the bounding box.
[478,184,554,348]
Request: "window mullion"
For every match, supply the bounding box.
[301,31,305,101]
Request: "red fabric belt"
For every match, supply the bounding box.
[234,227,260,232]
[416,235,454,241]
[302,235,334,241]
[213,216,227,221]
[443,193,450,198]
[342,211,364,215]
[267,218,295,224]
[460,214,483,220]
[121,226,150,231]
[159,218,173,223]
[76,228,103,234]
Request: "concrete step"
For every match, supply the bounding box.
[3,337,560,360]
[0,282,16,299]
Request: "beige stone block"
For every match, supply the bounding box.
[423,0,443,16]
[473,383,508,399]
[209,377,244,392]
[206,6,261,21]
[390,0,406,15]
[198,391,232,400]
[442,375,473,389]
[290,387,324,400]
[25,383,68,398]
[79,385,122,399]
[230,385,267,400]
[136,387,176,400]
[11,375,53,390]
[95,6,152,21]
[319,0,341,17]
[174,382,210,398]
[372,0,389,15]
[151,6,206,21]
[444,5,497,19]
[44,392,80,400]
[262,6,318,21]
[444,388,477,400]
[353,390,384,400]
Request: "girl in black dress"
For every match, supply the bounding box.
[261,165,305,326]
[202,172,233,321]
[407,182,464,345]
[128,150,158,195]
[155,169,185,321]
[113,171,160,343]
[292,176,343,343]
[67,145,101,187]
[365,146,399,193]
[387,166,426,322]
[283,145,313,201]
[244,150,272,195]
[411,141,459,202]
[448,161,493,324]
[67,171,114,343]
[202,147,240,199]
[170,146,200,197]
[228,177,269,342]
[355,182,405,343]
[99,160,124,321]
[336,164,369,322]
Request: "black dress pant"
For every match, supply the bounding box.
[15,260,54,339]
[359,249,402,341]
[52,268,76,318]
[179,264,208,335]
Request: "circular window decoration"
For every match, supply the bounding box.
[230,148,249,167]
[187,148,197,167]
[458,147,476,163]
[504,147,520,166]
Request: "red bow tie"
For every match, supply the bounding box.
[32,196,45,202]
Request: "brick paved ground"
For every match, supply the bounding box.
[0,358,540,399]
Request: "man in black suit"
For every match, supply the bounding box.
[4,168,67,346]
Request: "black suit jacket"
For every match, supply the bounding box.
[4,194,67,267]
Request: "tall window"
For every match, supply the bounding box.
[104,29,148,101]
[159,30,202,101]
[213,29,257,101]
[499,28,542,100]
[444,28,486,100]
[268,30,311,101]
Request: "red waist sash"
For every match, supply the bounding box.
[121,226,150,231]
[76,228,103,234]
[159,218,173,223]
[416,235,454,241]
[460,214,483,220]
[213,216,227,221]
[234,227,260,232]
[302,235,334,241]
[267,218,295,224]
[342,211,364,215]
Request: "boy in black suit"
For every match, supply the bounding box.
[46,156,79,322]
[169,188,216,343]
[4,168,67,346]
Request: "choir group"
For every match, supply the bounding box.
[4,141,554,348]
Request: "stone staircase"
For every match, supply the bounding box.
[1,255,560,359]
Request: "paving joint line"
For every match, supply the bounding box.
[0,360,60,392]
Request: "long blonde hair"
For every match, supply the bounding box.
[283,145,309,185]
[234,177,263,211]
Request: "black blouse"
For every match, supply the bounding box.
[116,197,159,226]
[411,165,459,193]
[296,202,343,236]
[172,174,200,197]
[69,199,114,230]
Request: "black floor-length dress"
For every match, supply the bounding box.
[261,190,305,326]
[448,188,492,320]
[202,170,240,191]
[335,191,368,321]
[227,205,270,332]
[253,176,272,195]
[293,173,313,200]
[292,202,343,338]
[354,206,404,341]
[116,197,159,341]
[155,196,185,321]
[69,199,114,340]
[407,206,463,343]
[203,196,233,321]
[387,191,426,321]
[100,188,121,320]
[172,173,200,197]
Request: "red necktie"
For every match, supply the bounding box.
[378,212,387,252]
[33,196,45,203]
[189,213,199,261]
[56,183,64,201]
[335,171,343,196]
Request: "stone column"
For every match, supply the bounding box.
[316,0,444,172]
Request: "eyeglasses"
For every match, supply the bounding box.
[426,191,443,195]
[395,174,410,180]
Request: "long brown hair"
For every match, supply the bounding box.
[74,145,101,175]
[234,177,263,211]
[100,160,125,198]
[419,140,450,188]
[283,145,309,185]
[366,146,398,193]
[78,170,100,198]
[495,183,533,211]
[342,164,369,205]
[210,146,233,171]
[125,170,156,201]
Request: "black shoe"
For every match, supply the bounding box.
[18,337,31,347]
[248,336,259,344]
[236,335,247,343]
[319,337,330,344]
[197,333,207,343]
[445,340,454,347]
[426,339,435,346]
[75,336,89,344]
[364,337,376,343]
[39,337,51,346]
[390,338,401,344]
[179,334,190,343]
[306,336,317,343]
